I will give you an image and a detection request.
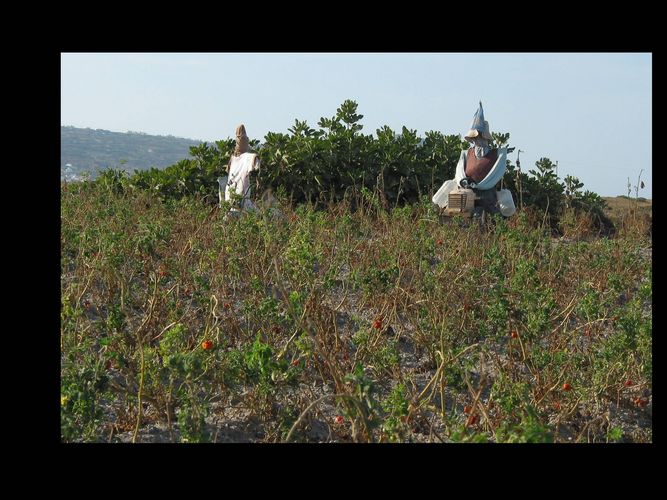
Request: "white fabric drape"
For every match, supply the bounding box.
[225,152,260,210]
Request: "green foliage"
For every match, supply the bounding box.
[61,104,650,443]
[160,323,188,356]
[86,100,610,233]
[342,363,383,436]
[496,406,554,443]
[381,383,409,442]
[524,158,565,228]
[504,157,614,234]
[61,352,109,442]
[176,385,210,443]
[606,426,623,442]
[243,334,291,385]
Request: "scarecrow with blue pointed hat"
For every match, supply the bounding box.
[432,102,515,219]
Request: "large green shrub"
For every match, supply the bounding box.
[92,99,612,232]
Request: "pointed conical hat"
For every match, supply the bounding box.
[234,124,250,155]
[236,124,248,139]
[464,102,492,141]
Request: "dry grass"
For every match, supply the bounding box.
[61,183,652,443]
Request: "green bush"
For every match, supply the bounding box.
[90,99,611,233]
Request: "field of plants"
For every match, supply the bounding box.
[61,100,651,443]
[61,182,651,443]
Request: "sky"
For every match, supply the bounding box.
[61,52,652,197]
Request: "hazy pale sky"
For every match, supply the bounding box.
[61,52,651,197]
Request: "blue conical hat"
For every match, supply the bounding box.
[464,101,492,141]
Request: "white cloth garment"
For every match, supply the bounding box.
[453,147,507,191]
[432,147,508,208]
[225,152,260,210]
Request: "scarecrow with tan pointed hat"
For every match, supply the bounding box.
[432,102,515,219]
[218,124,261,215]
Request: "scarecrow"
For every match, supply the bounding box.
[218,124,261,215]
[433,102,515,219]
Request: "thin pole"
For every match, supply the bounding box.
[517,150,524,211]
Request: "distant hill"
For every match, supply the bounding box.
[61,126,204,181]
[603,196,652,213]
